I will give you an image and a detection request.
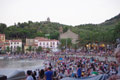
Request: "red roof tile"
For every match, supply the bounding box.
[10,40,22,42]
[0,34,5,36]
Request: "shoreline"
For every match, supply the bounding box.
[0,54,116,62]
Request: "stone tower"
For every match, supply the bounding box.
[47,17,50,22]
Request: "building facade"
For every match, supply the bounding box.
[0,34,22,52]
[24,37,59,53]
[0,34,5,50]
[9,40,22,52]
[0,34,5,42]
[24,39,37,53]
[35,37,59,49]
[0,34,59,53]
[60,29,78,44]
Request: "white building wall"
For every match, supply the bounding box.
[9,41,22,51]
[36,40,59,49]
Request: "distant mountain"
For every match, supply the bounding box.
[101,13,120,26]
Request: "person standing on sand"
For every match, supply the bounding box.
[39,69,45,80]
[45,67,53,80]
[77,65,81,78]
[26,70,34,80]
[109,48,120,80]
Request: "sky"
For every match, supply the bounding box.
[0,0,120,26]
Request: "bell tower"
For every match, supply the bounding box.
[47,17,50,22]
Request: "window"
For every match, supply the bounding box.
[43,42,45,45]
[50,42,52,47]
[57,42,59,45]
[53,42,55,45]
[39,43,41,45]
[47,42,48,45]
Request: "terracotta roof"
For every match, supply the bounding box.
[33,44,38,46]
[0,41,4,43]
[35,37,46,39]
[5,40,9,42]
[0,45,3,47]
[25,44,38,46]
[4,43,10,46]
[36,37,47,39]
[51,39,59,41]
[35,37,59,42]
[37,39,59,42]
[10,40,22,42]
[0,34,5,36]
[0,41,4,47]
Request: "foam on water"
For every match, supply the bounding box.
[0,59,44,77]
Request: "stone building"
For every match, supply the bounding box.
[24,39,37,53]
[47,17,50,22]
[60,29,78,44]
[0,34,5,42]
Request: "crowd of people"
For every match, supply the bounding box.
[0,48,114,60]
[0,47,119,80]
[25,48,120,80]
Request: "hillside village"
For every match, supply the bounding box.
[0,34,60,53]
[0,14,120,54]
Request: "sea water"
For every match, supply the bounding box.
[0,59,44,78]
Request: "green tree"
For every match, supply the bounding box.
[16,46,21,53]
[114,23,120,39]
[60,39,66,51]
[36,46,42,53]
[46,48,50,53]
[36,32,44,37]
[60,38,72,51]
[63,26,68,33]
[27,46,32,52]
[77,34,89,47]
[6,46,10,53]
[0,23,7,33]
[50,31,59,39]
[72,44,78,52]
[67,38,72,50]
